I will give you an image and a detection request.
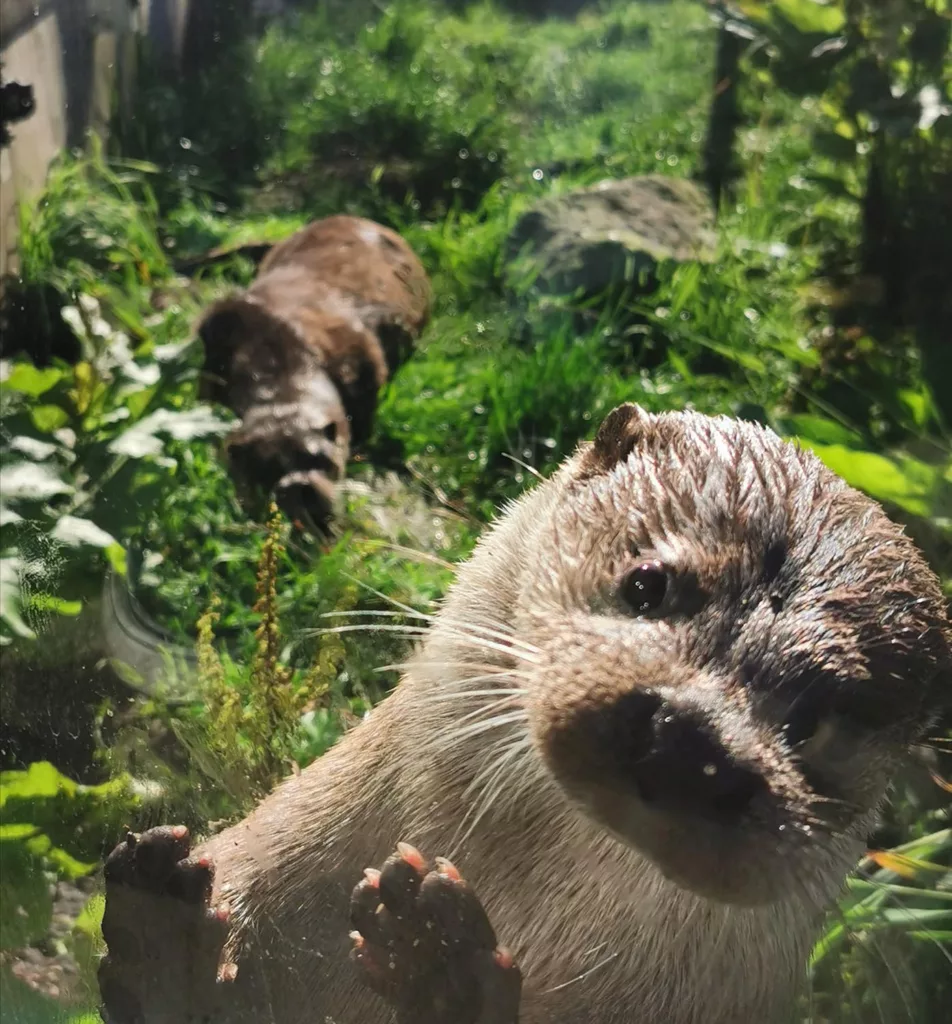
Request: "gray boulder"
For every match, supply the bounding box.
[505,175,716,297]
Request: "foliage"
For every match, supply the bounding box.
[121,0,713,217]
[168,505,338,810]
[807,821,952,1022]
[729,0,950,152]
[719,0,952,417]
[0,287,232,646]
[0,762,135,950]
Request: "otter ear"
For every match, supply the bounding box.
[578,403,654,477]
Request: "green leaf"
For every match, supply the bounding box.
[0,823,40,840]
[878,907,952,926]
[802,443,942,518]
[30,403,70,432]
[775,0,846,35]
[108,406,232,458]
[0,462,73,502]
[846,878,952,902]
[1,363,63,398]
[105,543,128,576]
[25,593,83,617]
[73,891,105,938]
[897,388,934,429]
[7,435,58,461]
[45,844,97,880]
[51,515,118,549]
[781,414,863,446]
[0,762,77,806]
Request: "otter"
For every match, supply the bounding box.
[98,403,951,1024]
[196,215,431,532]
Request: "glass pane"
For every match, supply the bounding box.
[1,2,950,1023]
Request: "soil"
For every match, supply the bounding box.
[3,876,96,1005]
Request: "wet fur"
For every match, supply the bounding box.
[196,215,430,527]
[103,404,951,1024]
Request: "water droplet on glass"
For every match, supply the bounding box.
[179,137,192,150]
[702,763,717,776]
[532,168,544,181]
[458,148,469,160]
[451,178,462,189]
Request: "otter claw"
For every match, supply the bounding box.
[98,825,238,1023]
[349,844,522,1024]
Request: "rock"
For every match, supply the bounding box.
[505,175,715,298]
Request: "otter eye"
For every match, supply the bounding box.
[619,560,668,614]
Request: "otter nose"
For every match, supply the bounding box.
[273,473,336,533]
[615,692,766,823]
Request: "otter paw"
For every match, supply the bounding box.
[349,843,522,1024]
[98,825,237,1024]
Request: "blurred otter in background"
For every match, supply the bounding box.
[196,215,431,533]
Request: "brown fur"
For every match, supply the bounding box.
[103,404,952,1024]
[196,215,430,530]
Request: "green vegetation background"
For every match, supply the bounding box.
[0,1,949,1021]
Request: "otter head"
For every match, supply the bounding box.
[197,296,350,533]
[518,403,950,907]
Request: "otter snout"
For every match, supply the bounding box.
[616,691,768,824]
[273,465,338,534]
[545,687,768,827]
[226,411,349,534]
[535,674,812,904]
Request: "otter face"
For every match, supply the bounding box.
[224,370,350,534]
[523,404,951,906]
[198,297,351,533]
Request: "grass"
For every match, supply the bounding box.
[0,1,949,1021]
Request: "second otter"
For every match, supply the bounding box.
[99,403,951,1024]
[197,215,431,532]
